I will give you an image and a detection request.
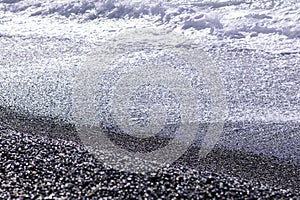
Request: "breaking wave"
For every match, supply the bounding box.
[1,0,299,40]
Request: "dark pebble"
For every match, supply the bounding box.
[0,130,298,199]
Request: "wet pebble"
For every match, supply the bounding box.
[0,130,298,199]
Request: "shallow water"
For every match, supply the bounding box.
[0,0,299,163]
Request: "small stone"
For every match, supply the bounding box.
[57,153,65,157]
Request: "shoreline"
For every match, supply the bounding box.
[1,105,299,162]
[0,106,299,195]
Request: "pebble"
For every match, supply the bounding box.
[0,130,298,199]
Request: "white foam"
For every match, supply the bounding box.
[1,0,300,49]
[1,0,299,54]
